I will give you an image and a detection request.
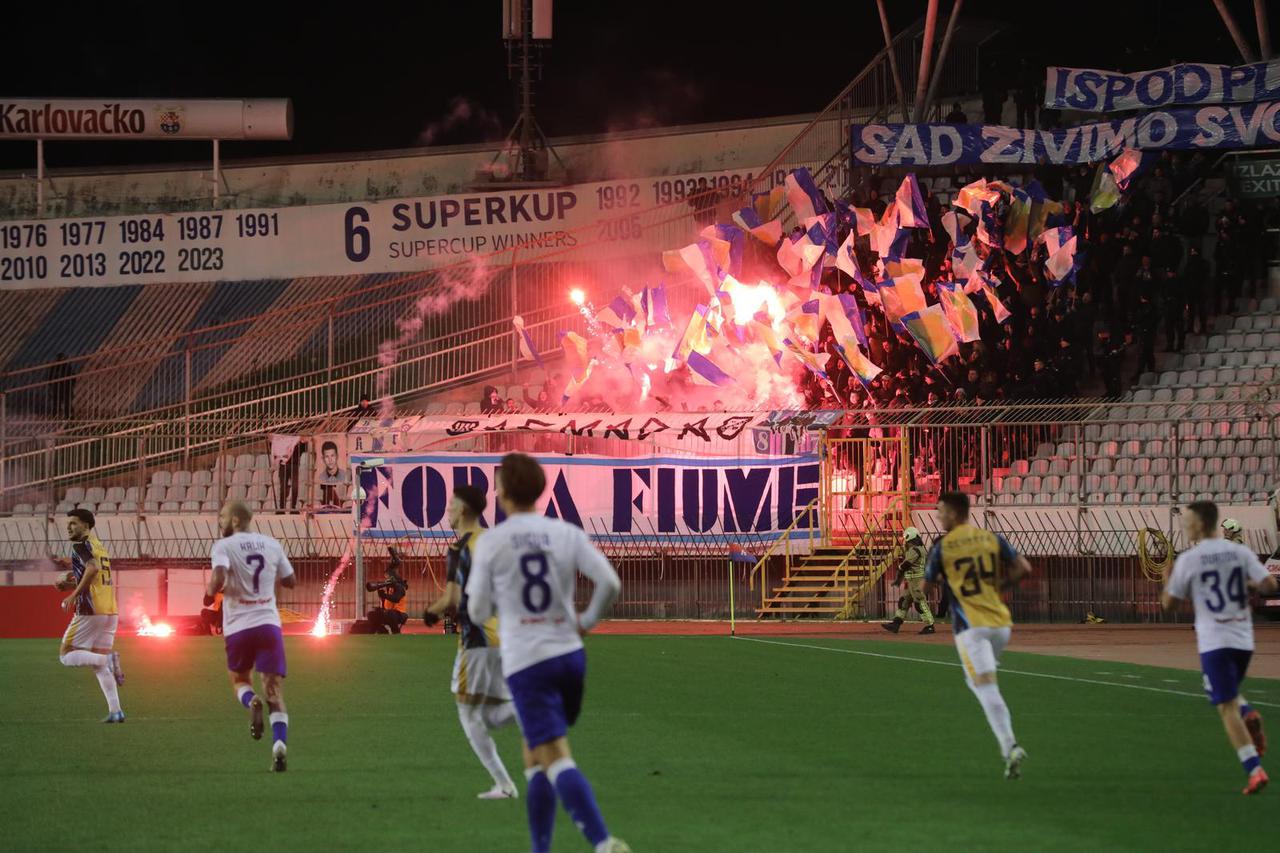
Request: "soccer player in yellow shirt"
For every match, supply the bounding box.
[55,509,125,722]
[924,492,1033,778]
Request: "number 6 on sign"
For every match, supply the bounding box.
[520,552,552,613]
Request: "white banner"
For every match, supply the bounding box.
[1044,60,1280,112]
[0,99,292,140]
[0,167,778,290]
[351,452,820,542]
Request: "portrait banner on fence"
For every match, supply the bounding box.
[351,452,820,542]
[850,101,1280,167]
[1044,59,1280,113]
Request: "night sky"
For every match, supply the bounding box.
[0,1,1268,171]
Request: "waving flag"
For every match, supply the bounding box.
[732,206,784,245]
[663,241,723,296]
[783,337,829,380]
[672,305,714,362]
[803,213,838,256]
[561,360,595,405]
[560,330,591,376]
[1004,187,1031,255]
[728,543,757,564]
[784,167,828,222]
[964,270,1012,323]
[836,231,860,279]
[777,235,825,278]
[903,305,960,364]
[879,258,927,324]
[749,320,785,366]
[752,186,786,222]
[1108,147,1148,192]
[700,223,745,275]
[894,174,931,228]
[512,315,544,367]
[686,351,734,388]
[1037,226,1078,285]
[936,281,981,343]
[1089,161,1121,213]
[640,284,671,329]
[594,295,636,331]
[834,338,883,387]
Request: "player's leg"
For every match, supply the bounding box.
[458,700,518,797]
[531,651,626,853]
[1238,694,1266,756]
[60,616,123,721]
[882,591,909,632]
[1203,649,1266,793]
[908,577,935,633]
[956,629,1022,775]
[252,625,289,770]
[225,628,266,740]
[521,740,559,853]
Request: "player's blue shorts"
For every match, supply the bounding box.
[1200,647,1252,705]
[505,649,586,748]
[225,624,287,676]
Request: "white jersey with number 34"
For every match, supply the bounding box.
[1167,538,1269,653]
[466,513,620,677]
[211,532,294,637]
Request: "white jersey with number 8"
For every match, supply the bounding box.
[1166,538,1270,653]
[466,514,621,677]
[211,531,295,637]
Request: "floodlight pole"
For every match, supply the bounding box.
[35,139,44,216]
[912,0,941,122]
[922,0,964,122]
[1214,0,1259,62]
[1256,0,1273,59]
[875,0,910,122]
[212,139,221,208]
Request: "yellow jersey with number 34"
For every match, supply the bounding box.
[924,523,1018,632]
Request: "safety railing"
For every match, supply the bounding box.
[831,494,909,619]
[747,496,822,613]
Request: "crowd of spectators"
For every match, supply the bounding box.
[798,151,1278,412]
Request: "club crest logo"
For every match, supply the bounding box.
[157,109,182,135]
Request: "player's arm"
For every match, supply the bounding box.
[922,542,942,596]
[1242,547,1279,596]
[1160,555,1187,611]
[996,535,1032,588]
[574,530,621,634]
[61,558,98,611]
[464,539,495,625]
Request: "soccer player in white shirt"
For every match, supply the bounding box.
[205,501,297,772]
[1162,500,1278,795]
[466,454,629,853]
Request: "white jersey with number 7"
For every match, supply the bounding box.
[1166,538,1270,653]
[211,531,295,636]
[466,514,621,677]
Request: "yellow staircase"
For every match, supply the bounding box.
[751,499,908,619]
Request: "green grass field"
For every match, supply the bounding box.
[2,632,1277,852]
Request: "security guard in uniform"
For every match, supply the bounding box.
[882,527,936,635]
[1222,518,1244,545]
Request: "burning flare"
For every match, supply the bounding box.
[136,612,174,637]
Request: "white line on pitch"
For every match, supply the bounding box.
[731,635,1280,709]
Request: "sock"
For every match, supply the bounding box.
[1238,744,1262,775]
[525,767,557,853]
[547,757,609,848]
[1240,699,1255,718]
[968,681,1017,756]
[60,650,111,668]
[93,665,122,714]
[269,711,288,749]
[458,704,516,791]
[236,684,257,708]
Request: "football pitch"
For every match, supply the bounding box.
[2,631,1277,852]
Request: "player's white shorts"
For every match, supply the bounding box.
[451,646,512,704]
[61,614,118,653]
[954,626,1011,681]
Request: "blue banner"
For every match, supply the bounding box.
[1045,60,1280,112]
[851,102,1280,167]
[352,452,820,543]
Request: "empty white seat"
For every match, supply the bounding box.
[1121,440,1142,457]
[254,454,270,470]
[186,484,207,501]
[1049,459,1071,476]
[1100,424,1121,441]
[1153,474,1171,494]
[96,501,117,514]
[1132,389,1153,403]
[1175,388,1194,402]
[1118,475,1138,492]
[1057,442,1075,457]
[119,501,137,514]
[1225,333,1244,348]
[13,503,33,514]
[1085,474,1103,493]
[84,487,106,504]
[104,487,126,502]
[1030,460,1050,476]
[1246,473,1269,492]
[1258,367,1276,383]
[227,485,248,502]
[1136,475,1156,493]
[201,498,220,512]
[160,501,180,512]
[1152,388,1173,403]
[1256,438,1274,456]
[1194,387,1217,401]
[235,453,255,470]
[1177,370,1197,385]
[1090,458,1113,475]
[1010,460,1030,476]
[1197,369,1216,385]
[1002,476,1022,493]
[1104,492,1123,504]
[1035,442,1055,459]
[192,470,213,486]
[1218,439,1236,456]
[1203,352,1224,368]
[150,471,172,487]
[1061,474,1080,494]
[232,469,253,486]
[1114,458,1134,475]
[1209,474,1229,493]
[1226,473,1247,493]
[1247,350,1267,366]
[1234,315,1254,331]
[1237,366,1256,383]
[173,470,192,486]
[1182,353,1203,369]
[251,468,272,486]
[180,500,201,512]
[125,486,140,502]
[1183,457,1205,474]
[64,486,85,504]
[249,484,269,502]
[145,485,165,503]
[1043,475,1062,493]
[1150,457,1169,475]
[1132,457,1152,475]
[1022,476,1042,492]
[165,485,186,502]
